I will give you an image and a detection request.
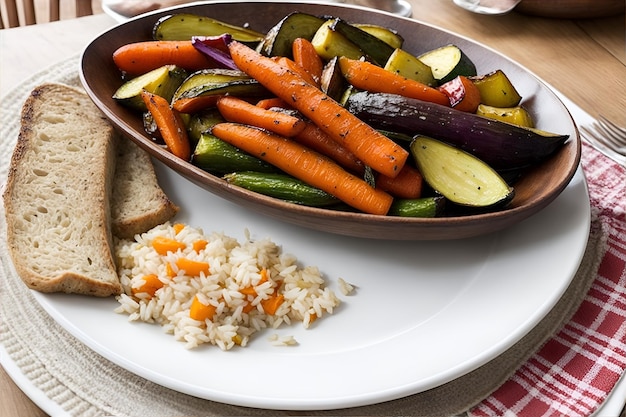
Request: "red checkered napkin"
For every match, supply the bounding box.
[470,142,626,417]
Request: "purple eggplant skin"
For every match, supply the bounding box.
[345,91,569,170]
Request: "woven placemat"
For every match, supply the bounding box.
[0,55,603,417]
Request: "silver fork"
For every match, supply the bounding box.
[580,116,626,165]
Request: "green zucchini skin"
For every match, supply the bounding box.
[388,196,445,217]
[223,171,340,207]
[173,69,269,101]
[259,12,325,58]
[345,91,569,170]
[152,13,264,42]
[193,134,276,175]
[329,18,396,66]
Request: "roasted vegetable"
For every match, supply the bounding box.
[330,17,396,66]
[228,41,409,179]
[186,108,224,143]
[224,171,340,207]
[353,23,404,49]
[152,13,264,42]
[192,133,276,174]
[384,48,437,87]
[470,69,522,108]
[172,68,269,102]
[259,12,325,58]
[418,44,477,84]
[113,64,187,110]
[411,136,514,208]
[191,35,237,69]
[311,19,365,61]
[476,104,534,127]
[319,56,349,102]
[388,196,445,217]
[437,75,481,112]
[345,91,569,170]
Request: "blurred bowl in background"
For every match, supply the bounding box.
[516,0,625,18]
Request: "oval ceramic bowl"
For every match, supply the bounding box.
[80,1,581,240]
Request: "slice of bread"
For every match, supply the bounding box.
[3,83,179,296]
[3,83,121,296]
[111,138,179,239]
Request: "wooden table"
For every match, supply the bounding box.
[1,2,624,415]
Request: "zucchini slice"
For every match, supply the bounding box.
[172,69,269,101]
[113,65,187,111]
[258,12,325,58]
[192,133,275,175]
[311,19,365,61]
[384,48,437,87]
[152,13,264,42]
[187,108,225,143]
[353,24,404,49]
[411,136,514,208]
[224,171,340,207]
[330,18,396,66]
[417,44,477,84]
[388,196,445,217]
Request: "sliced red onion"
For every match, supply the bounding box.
[191,34,237,70]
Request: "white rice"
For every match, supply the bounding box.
[114,223,341,350]
[338,277,355,295]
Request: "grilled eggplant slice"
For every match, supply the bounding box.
[345,91,569,170]
[411,136,514,208]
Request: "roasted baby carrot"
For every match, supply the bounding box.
[113,40,215,75]
[338,56,451,106]
[172,95,221,113]
[228,41,407,178]
[376,164,423,199]
[216,96,306,137]
[292,37,324,84]
[255,97,291,110]
[141,90,191,161]
[211,122,394,215]
[271,56,319,86]
[293,121,365,175]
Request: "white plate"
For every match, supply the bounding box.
[32,155,590,411]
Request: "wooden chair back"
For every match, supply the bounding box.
[1,0,93,29]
